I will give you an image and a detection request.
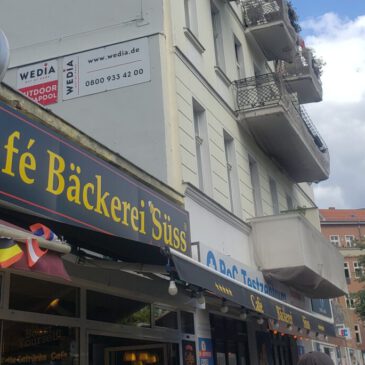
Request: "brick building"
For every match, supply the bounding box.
[320,208,365,363]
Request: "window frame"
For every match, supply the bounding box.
[329,235,340,247]
[345,235,355,247]
[344,262,351,280]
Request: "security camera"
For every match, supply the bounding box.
[0,29,10,82]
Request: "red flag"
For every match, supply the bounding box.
[26,238,48,267]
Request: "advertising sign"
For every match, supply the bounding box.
[0,101,191,256]
[182,340,197,365]
[17,60,58,106]
[339,327,351,339]
[63,37,150,100]
[198,338,214,365]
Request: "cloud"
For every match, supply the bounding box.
[301,13,365,208]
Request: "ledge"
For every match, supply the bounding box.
[214,65,232,87]
[183,27,205,54]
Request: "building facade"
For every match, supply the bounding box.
[320,208,365,364]
[0,1,348,364]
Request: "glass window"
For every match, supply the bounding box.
[344,262,350,280]
[9,274,79,317]
[354,262,363,278]
[87,290,151,327]
[153,305,178,329]
[181,311,195,334]
[355,324,362,343]
[330,235,340,247]
[269,178,279,215]
[345,295,355,309]
[345,235,355,247]
[1,320,79,365]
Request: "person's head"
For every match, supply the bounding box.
[298,352,334,365]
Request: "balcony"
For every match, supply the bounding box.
[249,212,348,298]
[242,0,297,62]
[279,48,323,103]
[234,73,330,182]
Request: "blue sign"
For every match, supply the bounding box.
[198,338,214,365]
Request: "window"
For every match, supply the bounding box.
[234,36,244,79]
[344,262,351,280]
[345,235,355,247]
[224,130,241,216]
[181,311,195,334]
[354,261,363,278]
[153,305,178,329]
[211,2,225,70]
[9,274,79,317]
[345,295,355,309]
[249,156,262,216]
[330,235,340,247]
[184,0,198,35]
[87,290,151,326]
[269,178,279,214]
[193,99,211,194]
[286,195,293,210]
[355,324,362,343]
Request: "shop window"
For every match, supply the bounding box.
[1,320,79,365]
[9,274,79,317]
[330,235,340,246]
[181,311,195,334]
[153,305,178,329]
[87,290,151,327]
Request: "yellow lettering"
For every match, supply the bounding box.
[67,174,81,204]
[180,231,187,252]
[152,206,162,240]
[139,200,146,235]
[19,139,36,184]
[111,196,122,223]
[94,175,110,217]
[83,183,95,210]
[130,206,139,232]
[173,227,180,249]
[2,131,20,177]
[46,150,65,195]
[121,201,131,226]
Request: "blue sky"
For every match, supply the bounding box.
[291,0,365,20]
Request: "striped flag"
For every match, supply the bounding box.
[0,237,23,268]
[29,223,58,241]
[26,238,48,267]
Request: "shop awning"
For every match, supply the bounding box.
[170,249,336,337]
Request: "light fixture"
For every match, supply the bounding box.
[196,291,205,305]
[146,355,158,364]
[287,324,293,331]
[273,330,278,335]
[325,335,329,341]
[257,317,264,325]
[123,352,136,361]
[220,299,229,313]
[138,352,149,361]
[273,320,280,329]
[239,307,247,320]
[168,280,178,296]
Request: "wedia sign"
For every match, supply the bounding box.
[0,101,191,256]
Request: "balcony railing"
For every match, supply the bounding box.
[234,73,328,154]
[277,48,323,103]
[241,0,297,61]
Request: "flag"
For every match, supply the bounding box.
[29,223,58,241]
[0,237,23,268]
[26,238,48,267]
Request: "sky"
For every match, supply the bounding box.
[289,1,365,209]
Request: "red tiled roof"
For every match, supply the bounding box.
[320,209,365,222]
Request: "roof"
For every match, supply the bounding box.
[320,208,365,223]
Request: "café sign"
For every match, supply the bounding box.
[0,101,191,255]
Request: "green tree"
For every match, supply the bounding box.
[351,238,365,319]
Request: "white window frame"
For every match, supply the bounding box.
[344,262,351,280]
[345,294,355,309]
[345,235,355,247]
[354,261,363,279]
[184,0,198,36]
[330,235,340,247]
[211,1,225,71]
[233,35,244,79]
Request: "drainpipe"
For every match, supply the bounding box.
[0,29,10,82]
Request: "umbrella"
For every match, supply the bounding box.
[298,352,334,365]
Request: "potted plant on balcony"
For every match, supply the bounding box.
[287,1,301,33]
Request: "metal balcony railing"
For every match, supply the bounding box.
[234,73,328,156]
[278,48,322,83]
[241,0,296,37]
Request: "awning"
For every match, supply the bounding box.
[170,249,336,337]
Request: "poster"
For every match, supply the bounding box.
[198,338,214,365]
[17,60,58,106]
[62,37,150,100]
[182,340,197,365]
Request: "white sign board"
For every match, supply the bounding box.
[62,38,150,100]
[17,60,58,106]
